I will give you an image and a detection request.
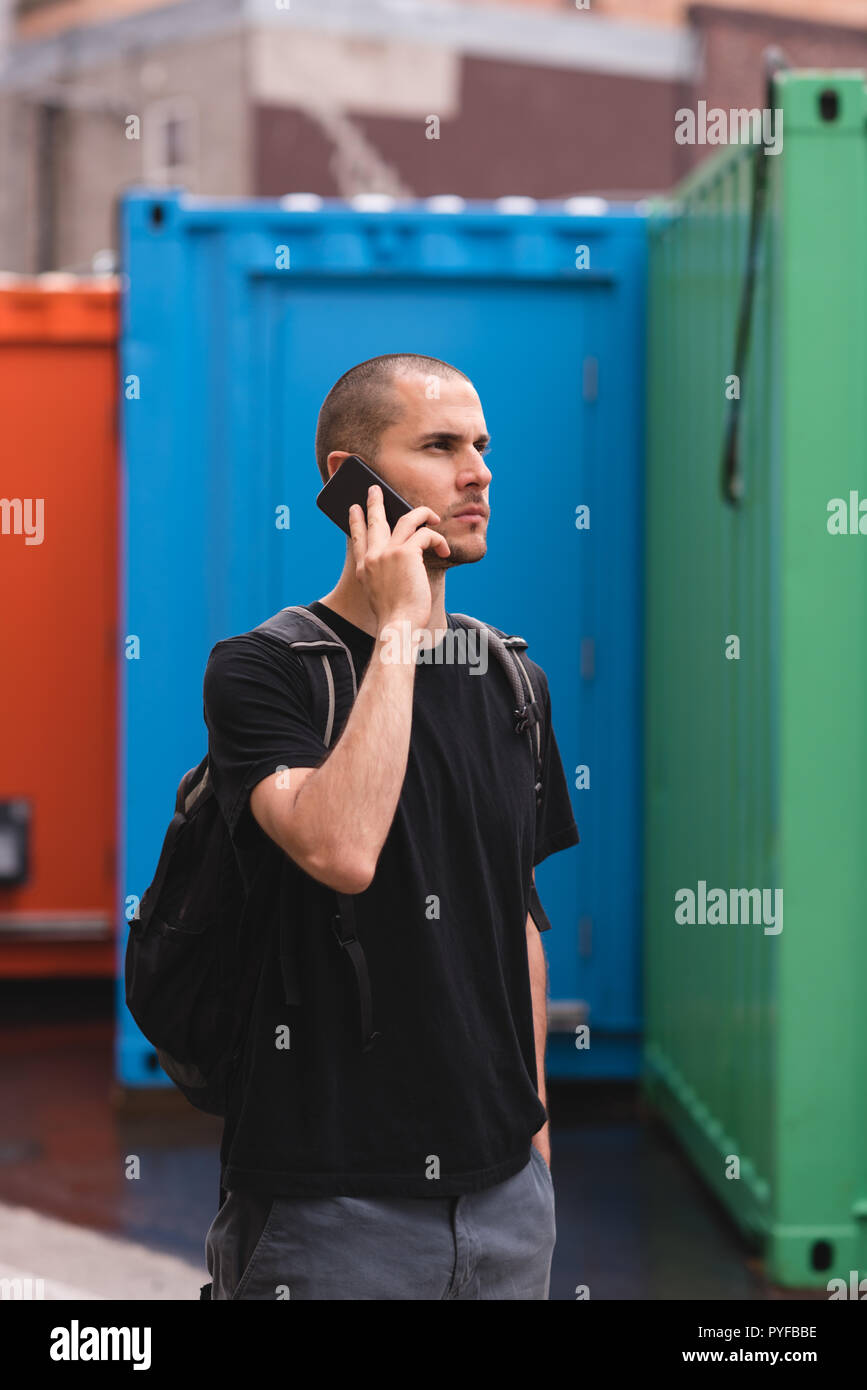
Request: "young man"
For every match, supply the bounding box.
[203,353,579,1300]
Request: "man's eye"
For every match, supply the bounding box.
[425,440,490,455]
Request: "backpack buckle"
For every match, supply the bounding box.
[514,701,540,734]
[330,913,357,949]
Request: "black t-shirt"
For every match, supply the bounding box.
[202,599,579,1198]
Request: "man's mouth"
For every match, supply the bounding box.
[451,506,487,520]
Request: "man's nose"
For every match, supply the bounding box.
[461,452,492,488]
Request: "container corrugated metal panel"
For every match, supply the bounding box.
[116,191,647,1088]
[0,281,119,977]
[643,73,867,1286]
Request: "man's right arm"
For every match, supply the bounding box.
[249,648,416,894]
[249,484,449,896]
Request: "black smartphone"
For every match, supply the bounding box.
[316,454,415,537]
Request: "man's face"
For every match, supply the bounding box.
[363,372,492,569]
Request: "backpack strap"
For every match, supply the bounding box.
[256,604,358,738]
[451,614,549,935]
[450,614,545,810]
[528,881,553,933]
[251,605,379,1052]
[332,892,380,1053]
[136,757,210,934]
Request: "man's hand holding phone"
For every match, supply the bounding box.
[349,485,450,634]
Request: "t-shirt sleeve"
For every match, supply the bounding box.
[202,633,328,841]
[533,672,580,868]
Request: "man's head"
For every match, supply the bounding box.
[315,353,492,569]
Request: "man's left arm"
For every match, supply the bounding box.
[527,868,551,1168]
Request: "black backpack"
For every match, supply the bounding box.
[124,604,549,1120]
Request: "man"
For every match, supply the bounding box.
[203,352,579,1300]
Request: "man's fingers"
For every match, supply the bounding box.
[409,526,451,558]
[364,485,391,549]
[390,505,441,545]
[348,502,367,565]
[357,486,449,563]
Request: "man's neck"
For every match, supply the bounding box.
[316,572,448,639]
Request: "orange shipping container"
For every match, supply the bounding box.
[0,279,118,977]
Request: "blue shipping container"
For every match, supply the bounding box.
[116,190,647,1086]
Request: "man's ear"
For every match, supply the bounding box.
[326,451,353,481]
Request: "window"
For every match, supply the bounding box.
[142,97,197,189]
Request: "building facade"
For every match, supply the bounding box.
[1,0,865,271]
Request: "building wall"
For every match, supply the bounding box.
[255,59,683,201]
[252,5,867,200]
[691,5,867,119]
[0,31,249,271]
[3,0,866,269]
[17,0,178,41]
[0,95,40,272]
[16,0,867,41]
[463,0,867,24]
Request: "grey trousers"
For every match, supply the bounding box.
[206,1145,556,1300]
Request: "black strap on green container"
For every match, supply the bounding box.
[720,49,789,507]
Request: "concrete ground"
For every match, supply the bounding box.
[0,980,821,1301]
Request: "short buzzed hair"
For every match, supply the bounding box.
[314,353,471,485]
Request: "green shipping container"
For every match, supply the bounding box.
[643,72,867,1288]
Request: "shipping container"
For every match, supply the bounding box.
[643,73,867,1286]
[0,279,119,977]
[116,191,648,1088]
